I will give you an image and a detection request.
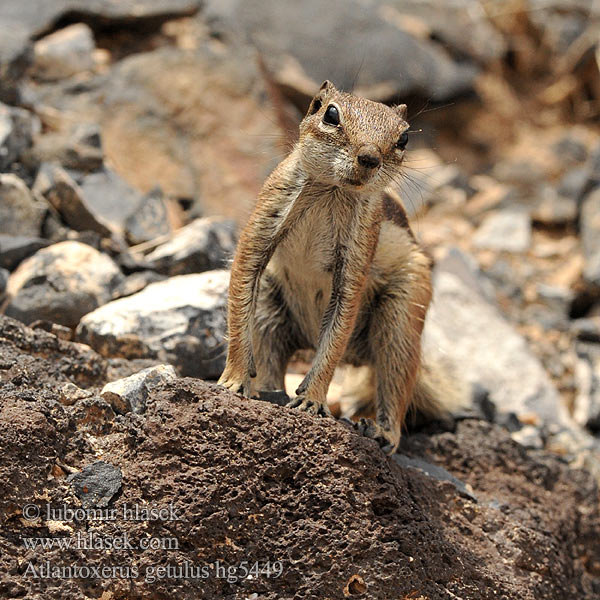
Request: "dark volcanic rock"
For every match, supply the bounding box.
[68,461,122,508]
[5,240,123,327]
[1,316,600,598]
[144,217,236,276]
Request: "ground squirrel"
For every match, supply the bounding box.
[218,80,466,453]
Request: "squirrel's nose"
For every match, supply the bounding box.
[357,147,381,169]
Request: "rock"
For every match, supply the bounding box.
[67,461,122,508]
[112,270,166,299]
[511,425,545,450]
[204,0,477,103]
[424,256,573,428]
[76,270,229,378]
[29,123,104,172]
[473,208,532,253]
[573,343,600,433]
[70,395,116,435]
[30,319,73,341]
[0,102,40,171]
[380,0,506,64]
[391,454,476,501]
[0,234,49,271]
[5,241,123,327]
[2,315,600,598]
[581,187,600,288]
[125,187,172,245]
[31,23,96,81]
[58,381,92,406]
[571,318,600,343]
[0,0,202,101]
[144,217,236,276]
[0,174,46,237]
[101,364,177,414]
[78,167,145,236]
[34,164,112,237]
[557,166,592,202]
[532,184,578,226]
[0,267,8,296]
[25,42,281,218]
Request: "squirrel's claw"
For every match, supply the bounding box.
[217,371,251,397]
[355,418,399,454]
[287,395,332,418]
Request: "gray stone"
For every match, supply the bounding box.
[203,0,477,102]
[31,23,95,81]
[383,0,506,64]
[67,461,122,509]
[392,454,476,502]
[580,187,600,287]
[0,103,40,170]
[573,343,600,433]
[0,174,47,237]
[0,234,49,271]
[473,209,532,253]
[78,167,144,236]
[423,261,573,428]
[144,217,236,276]
[532,185,577,226]
[76,270,229,378]
[0,0,202,100]
[34,164,112,237]
[112,270,166,300]
[557,167,591,202]
[30,123,104,172]
[125,187,172,245]
[101,364,177,414]
[0,268,8,295]
[5,240,123,327]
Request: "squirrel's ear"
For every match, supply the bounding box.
[319,80,337,94]
[306,80,337,116]
[393,104,408,120]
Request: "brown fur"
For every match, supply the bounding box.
[218,81,466,453]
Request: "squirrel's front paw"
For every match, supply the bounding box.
[355,418,400,454]
[287,395,332,417]
[217,370,251,397]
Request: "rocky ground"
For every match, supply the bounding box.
[1,1,600,599]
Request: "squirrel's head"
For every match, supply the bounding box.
[298,80,409,191]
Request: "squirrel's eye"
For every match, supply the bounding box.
[323,105,340,126]
[396,131,409,150]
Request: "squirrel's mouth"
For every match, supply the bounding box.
[343,178,364,187]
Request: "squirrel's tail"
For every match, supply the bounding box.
[410,357,470,421]
[338,359,469,424]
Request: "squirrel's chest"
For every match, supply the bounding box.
[272,204,338,276]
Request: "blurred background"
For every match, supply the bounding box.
[1,1,600,469]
